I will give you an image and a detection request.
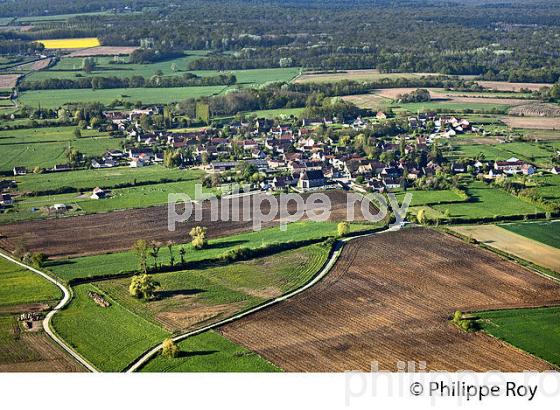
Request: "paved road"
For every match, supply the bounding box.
[0,250,98,372]
[126,224,402,372]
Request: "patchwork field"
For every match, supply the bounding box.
[0,190,377,258]
[450,224,560,273]
[500,220,560,249]
[477,307,560,367]
[0,256,82,372]
[45,222,371,282]
[95,243,329,332]
[52,244,329,371]
[221,228,560,371]
[36,37,101,49]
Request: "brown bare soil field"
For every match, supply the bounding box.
[221,228,560,371]
[450,225,560,273]
[0,191,375,259]
[0,330,84,372]
[477,81,552,92]
[67,46,139,57]
[373,88,529,106]
[0,74,20,89]
[502,116,560,130]
[508,103,560,118]
[294,70,425,83]
[28,57,52,71]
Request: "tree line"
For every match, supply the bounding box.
[19,73,237,91]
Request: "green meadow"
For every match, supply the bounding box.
[19,86,228,108]
[0,256,61,308]
[141,330,279,372]
[430,181,544,220]
[478,307,560,367]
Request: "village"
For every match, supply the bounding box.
[2,106,552,216]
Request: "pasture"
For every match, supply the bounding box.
[221,228,560,371]
[141,330,279,372]
[477,307,560,367]
[0,256,61,309]
[430,181,544,220]
[450,224,560,274]
[52,283,169,372]
[18,86,228,108]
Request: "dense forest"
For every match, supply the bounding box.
[2,1,560,81]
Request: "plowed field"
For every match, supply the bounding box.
[221,228,560,371]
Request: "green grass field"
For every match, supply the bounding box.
[94,243,329,332]
[395,189,467,207]
[499,220,560,249]
[0,126,121,173]
[393,101,510,114]
[47,221,376,281]
[532,174,560,208]
[52,283,169,372]
[141,330,279,372]
[0,256,61,308]
[477,307,560,367]
[52,244,328,371]
[0,170,206,224]
[19,86,228,108]
[453,141,556,167]
[431,181,544,220]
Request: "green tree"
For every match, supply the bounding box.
[133,239,148,274]
[189,226,208,250]
[149,241,162,270]
[161,338,179,358]
[129,274,160,300]
[167,241,175,267]
[417,208,426,224]
[82,57,96,73]
[337,221,350,238]
[30,252,48,268]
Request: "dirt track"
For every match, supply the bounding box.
[0,191,375,258]
[220,228,560,371]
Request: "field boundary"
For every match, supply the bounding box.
[126,224,399,372]
[0,250,98,372]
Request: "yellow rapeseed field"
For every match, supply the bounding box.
[36,37,101,49]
